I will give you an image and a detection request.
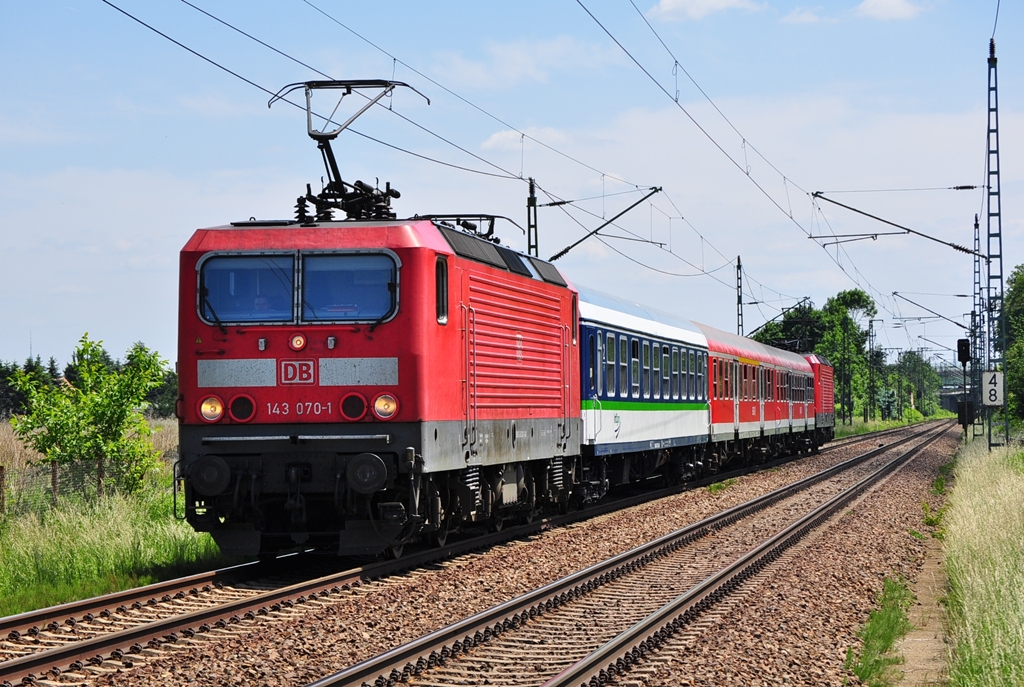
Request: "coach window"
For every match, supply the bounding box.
[712,359,718,400]
[686,350,693,400]
[200,254,294,324]
[302,253,397,322]
[651,344,660,399]
[620,336,629,397]
[607,333,616,398]
[703,353,709,400]
[687,349,694,399]
[435,256,448,324]
[662,348,671,399]
[642,342,651,398]
[671,348,679,399]
[631,339,641,398]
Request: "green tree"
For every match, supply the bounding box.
[146,369,179,419]
[10,334,166,495]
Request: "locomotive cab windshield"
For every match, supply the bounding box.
[198,251,399,325]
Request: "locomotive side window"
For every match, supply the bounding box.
[435,256,448,324]
[200,254,294,324]
[302,254,396,322]
[619,336,629,398]
[607,333,617,398]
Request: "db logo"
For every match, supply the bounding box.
[280,360,315,385]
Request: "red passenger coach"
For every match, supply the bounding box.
[696,323,825,463]
[177,217,580,557]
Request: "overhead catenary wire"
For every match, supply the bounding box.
[291,0,803,311]
[578,0,902,321]
[105,0,805,318]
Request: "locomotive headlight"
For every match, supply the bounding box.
[200,396,225,422]
[289,333,307,351]
[372,393,399,420]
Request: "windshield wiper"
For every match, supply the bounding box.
[202,291,228,335]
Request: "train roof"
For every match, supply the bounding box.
[576,286,707,348]
[694,322,813,372]
[181,219,573,290]
[804,353,833,368]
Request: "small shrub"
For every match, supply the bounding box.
[707,478,737,495]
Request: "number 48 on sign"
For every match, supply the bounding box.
[983,371,1004,406]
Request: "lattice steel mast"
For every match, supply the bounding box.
[986,39,1010,447]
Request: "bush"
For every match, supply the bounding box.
[0,482,226,617]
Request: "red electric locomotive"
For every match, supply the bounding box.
[176,81,580,556]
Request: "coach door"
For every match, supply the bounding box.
[758,366,765,433]
[732,359,740,436]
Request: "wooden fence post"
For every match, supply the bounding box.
[97,457,104,499]
[51,461,59,507]
[0,464,6,515]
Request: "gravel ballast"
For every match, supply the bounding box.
[93,428,952,687]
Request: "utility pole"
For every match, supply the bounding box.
[986,39,1010,448]
[527,178,539,258]
[868,319,883,421]
[736,256,744,336]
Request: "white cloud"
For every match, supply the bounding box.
[781,7,831,24]
[432,37,620,89]
[482,127,569,151]
[853,0,925,20]
[650,0,764,21]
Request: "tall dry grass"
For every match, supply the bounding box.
[944,439,1024,686]
[0,420,43,471]
[0,417,178,470]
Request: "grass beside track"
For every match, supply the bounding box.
[833,411,952,441]
[845,577,914,686]
[0,421,236,618]
[944,440,1024,686]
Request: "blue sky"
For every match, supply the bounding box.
[1,0,1018,371]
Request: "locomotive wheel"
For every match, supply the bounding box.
[386,543,404,559]
[488,515,504,533]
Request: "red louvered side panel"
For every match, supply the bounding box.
[818,364,834,414]
[468,272,565,414]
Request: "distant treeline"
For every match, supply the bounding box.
[0,348,177,420]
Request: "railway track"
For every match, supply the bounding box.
[0,422,937,687]
[308,420,953,687]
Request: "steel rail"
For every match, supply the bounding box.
[0,421,927,686]
[543,421,954,687]
[0,420,916,642]
[305,421,948,687]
